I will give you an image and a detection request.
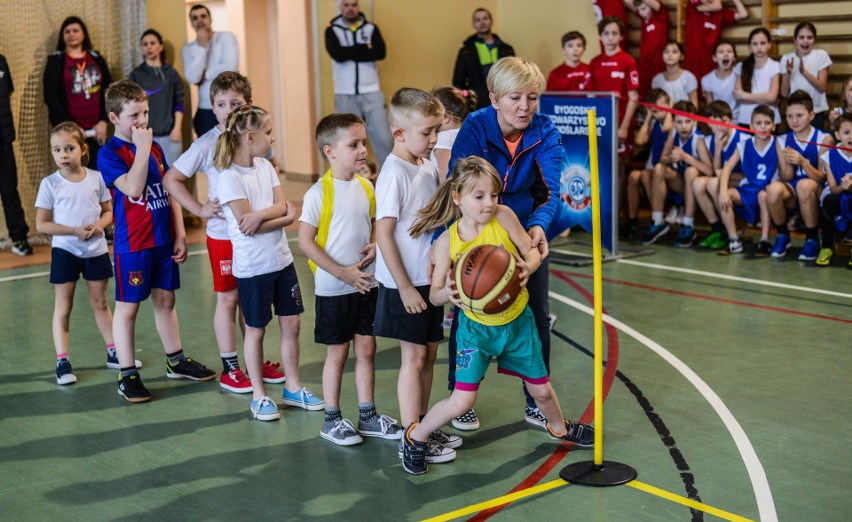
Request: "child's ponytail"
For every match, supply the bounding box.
[741,27,771,93]
[213,105,269,170]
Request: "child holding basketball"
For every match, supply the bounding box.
[402,156,594,475]
[216,105,324,421]
[298,113,402,445]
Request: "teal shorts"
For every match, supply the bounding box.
[454,306,548,391]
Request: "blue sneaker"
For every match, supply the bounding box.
[798,238,820,261]
[770,234,791,258]
[250,396,280,421]
[281,386,325,410]
[640,222,670,245]
[673,225,696,248]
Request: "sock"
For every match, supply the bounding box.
[167,349,186,366]
[359,401,378,421]
[57,353,69,366]
[805,227,818,241]
[220,351,240,373]
[324,407,342,423]
[710,221,723,233]
[120,367,138,379]
[682,216,694,227]
[775,223,789,235]
[106,344,116,358]
[651,211,664,225]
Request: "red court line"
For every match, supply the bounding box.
[470,276,620,521]
[551,269,852,325]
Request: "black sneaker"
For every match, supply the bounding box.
[547,419,594,448]
[754,240,772,258]
[166,358,216,381]
[402,424,428,475]
[56,360,77,385]
[11,239,33,256]
[118,373,152,403]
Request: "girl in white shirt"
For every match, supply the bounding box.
[651,41,698,107]
[734,27,781,127]
[430,87,478,180]
[781,22,832,131]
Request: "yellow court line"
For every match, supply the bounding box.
[628,480,756,522]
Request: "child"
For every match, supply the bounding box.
[298,113,402,445]
[625,89,672,239]
[651,41,699,106]
[163,72,284,394]
[627,0,669,98]
[98,80,215,403]
[828,76,852,139]
[401,156,594,474]
[765,90,833,259]
[641,101,711,246]
[35,123,121,384]
[216,105,324,420]
[431,86,478,180]
[590,0,628,51]
[693,100,749,249]
[817,113,852,266]
[683,0,747,83]
[545,32,592,93]
[701,40,739,124]
[711,105,779,255]
[374,87,460,462]
[780,22,832,132]
[359,159,378,186]
[734,28,781,128]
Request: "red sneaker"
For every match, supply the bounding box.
[220,369,252,393]
[262,361,286,383]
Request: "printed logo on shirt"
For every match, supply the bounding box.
[611,71,625,79]
[219,259,232,276]
[630,71,639,85]
[127,182,171,211]
[646,23,656,32]
[704,21,718,30]
[456,349,477,371]
[129,271,143,287]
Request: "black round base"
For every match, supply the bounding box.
[559,461,637,487]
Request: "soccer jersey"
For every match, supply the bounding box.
[705,129,747,173]
[638,6,669,97]
[683,2,737,81]
[98,137,173,255]
[589,50,639,121]
[671,128,704,175]
[737,136,778,189]
[546,62,591,92]
[645,119,668,170]
[778,127,829,181]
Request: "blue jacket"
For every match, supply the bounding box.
[449,106,563,232]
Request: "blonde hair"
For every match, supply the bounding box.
[410,156,502,237]
[486,57,546,99]
[213,105,270,170]
[50,122,89,166]
[388,87,444,129]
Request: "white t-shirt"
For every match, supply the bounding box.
[780,49,832,113]
[35,168,111,258]
[374,154,438,288]
[735,59,781,124]
[430,128,460,170]
[300,176,374,296]
[651,70,698,105]
[172,127,229,240]
[701,70,739,122]
[218,158,293,278]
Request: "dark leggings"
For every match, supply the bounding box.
[819,192,845,248]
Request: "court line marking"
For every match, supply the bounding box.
[548,290,778,522]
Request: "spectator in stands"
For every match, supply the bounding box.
[452,8,515,110]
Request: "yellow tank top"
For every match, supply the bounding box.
[449,216,528,326]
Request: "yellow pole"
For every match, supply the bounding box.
[586,109,604,465]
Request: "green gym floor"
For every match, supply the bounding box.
[1,230,849,521]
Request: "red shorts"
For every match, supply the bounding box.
[206,236,237,292]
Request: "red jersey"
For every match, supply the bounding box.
[546,62,592,92]
[592,0,629,51]
[590,50,639,120]
[638,6,670,98]
[684,2,737,81]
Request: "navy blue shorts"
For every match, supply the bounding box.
[50,248,113,284]
[373,284,443,345]
[314,289,377,345]
[236,263,304,328]
[114,244,180,303]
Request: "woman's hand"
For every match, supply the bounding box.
[528,225,548,258]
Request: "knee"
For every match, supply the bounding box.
[527,382,554,403]
[758,191,768,205]
[89,292,109,312]
[628,170,641,184]
[450,392,476,414]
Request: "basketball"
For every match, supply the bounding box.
[454,245,523,316]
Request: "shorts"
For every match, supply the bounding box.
[373,284,443,345]
[114,244,180,303]
[206,236,237,292]
[454,307,548,392]
[314,289,377,345]
[50,248,113,284]
[734,185,764,224]
[236,263,303,328]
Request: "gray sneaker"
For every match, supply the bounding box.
[358,414,403,440]
[398,436,457,463]
[320,418,363,446]
[524,406,547,428]
[429,428,463,449]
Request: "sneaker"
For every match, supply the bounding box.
[524,406,548,429]
[401,424,428,475]
[441,310,455,330]
[640,222,670,245]
[166,358,216,381]
[106,353,142,370]
[250,396,280,421]
[220,369,252,393]
[815,247,833,267]
[117,373,151,403]
[699,231,723,248]
[321,417,363,445]
[429,429,463,449]
[717,237,743,255]
[754,240,772,258]
[397,432,457,464]
[56,360,77,385]
[673,225,696,248]
[11,239,33,256]
[798,239,820,261]
[451,408,480,431]
[358,414,403,439]
[281,386,325,410]
[261,360,286,384]
[770,234,791,258]
[619,222,640,240]
[547,419,595,448]
[664,206,679,225]
[548,313,557,331]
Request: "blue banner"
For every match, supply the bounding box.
[540,93,617,254]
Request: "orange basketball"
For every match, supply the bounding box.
[454,245,522,316]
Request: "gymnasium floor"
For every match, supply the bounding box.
[0,226,849,521]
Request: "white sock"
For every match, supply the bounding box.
[682,217,694,227]
[652,211,664,225]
